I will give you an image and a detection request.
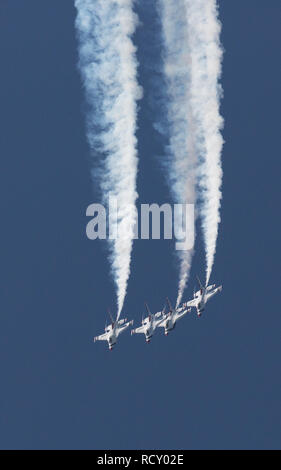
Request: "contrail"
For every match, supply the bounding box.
[157,0,197,307]
[158,0,223,302]
[75,0,142,318]
[185,0,224,286]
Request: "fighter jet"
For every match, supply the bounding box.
[183,276,222,317]
[131,303,165,343]
[157,298,191,335]
[94,310,133,351]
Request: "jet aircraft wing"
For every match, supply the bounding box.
[184,299,198,308]
[118,320,133,335]
[154,311,163,319]
[94,333,108,342]
[205,286,222,301]
[131,325,145,335]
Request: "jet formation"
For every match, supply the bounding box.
[94,277,222,351]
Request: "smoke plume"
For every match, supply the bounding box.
[185,0,224,285]
[75,0,142,317]
[159,0,223,300]
[158,0,197,306]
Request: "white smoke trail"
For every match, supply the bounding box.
[158,0,197,307]
[75,0,142,318]
[186,0,224,286]
[159,0,223,301]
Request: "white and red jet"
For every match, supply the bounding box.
[183,276,222,317]
[131,303,164,343]
[157,298,191,335]
[94,311,133,351]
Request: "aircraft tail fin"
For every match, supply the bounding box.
[166,297,173,311]
[196,275,204,290]
[145,302,152,316]
[107,308,115,324]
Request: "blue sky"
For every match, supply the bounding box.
[0,0,280,449]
